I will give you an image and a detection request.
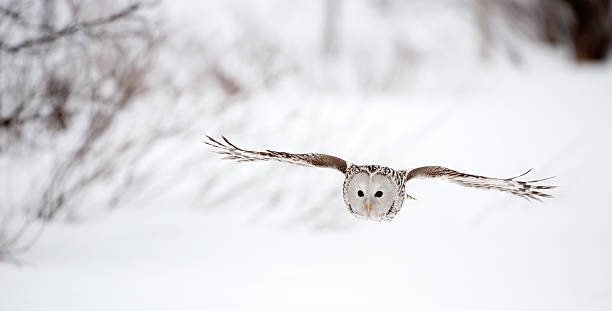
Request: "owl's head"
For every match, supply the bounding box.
[343,165,402,221]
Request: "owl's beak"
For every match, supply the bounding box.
[365,204,371,214]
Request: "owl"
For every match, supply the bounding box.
[205,136,555,221]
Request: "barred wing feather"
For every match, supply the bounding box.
[205,135,348,174]
[404,166,555,201]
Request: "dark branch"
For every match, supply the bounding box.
[0,6,20,19]
[0,2,142,53]
[0,5,53,31]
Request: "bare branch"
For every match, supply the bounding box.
[0,5,53,31]
[0,2,142,53]
[0,6,20,19]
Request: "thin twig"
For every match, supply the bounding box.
[0,3,142,53]
[0,5,54,31]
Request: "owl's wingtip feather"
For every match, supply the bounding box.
[506,168,533,180]
[221,136,241,150]
[204,135,224,147]
[526,176,556,183]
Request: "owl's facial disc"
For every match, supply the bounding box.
[346,172,397,220]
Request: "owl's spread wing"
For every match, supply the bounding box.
[205,135,348,174]
[403,166,555,201]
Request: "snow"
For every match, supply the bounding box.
[2,0,612,310]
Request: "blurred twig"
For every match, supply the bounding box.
[0,2,142,53]
[0,213,45,265]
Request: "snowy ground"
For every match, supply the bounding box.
[2,1,612,310]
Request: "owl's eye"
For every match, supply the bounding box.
[375,191,383,198]
[357,190,364,197]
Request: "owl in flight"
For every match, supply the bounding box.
[205,136,555,221]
